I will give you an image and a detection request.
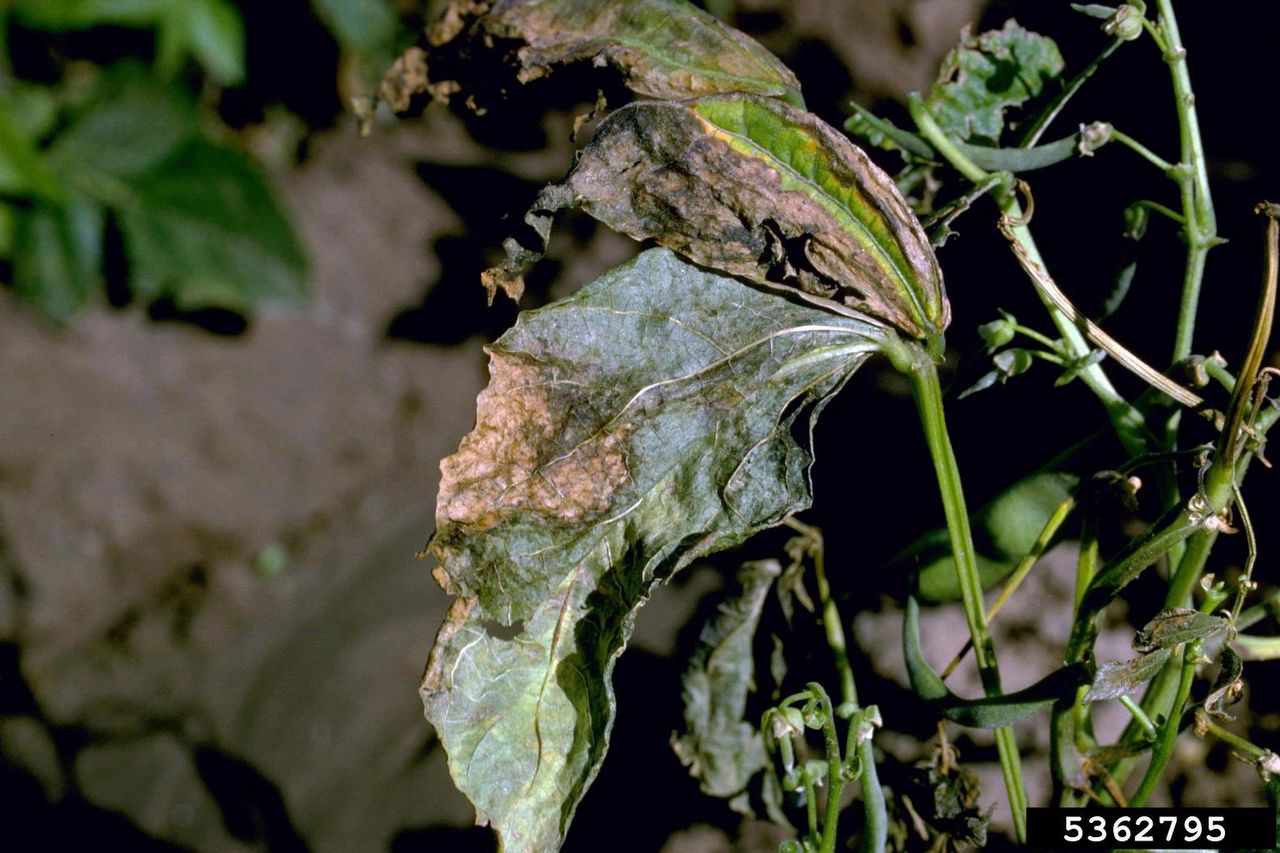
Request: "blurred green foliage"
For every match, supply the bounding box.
[0,0,404,323]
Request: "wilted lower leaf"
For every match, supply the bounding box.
[423,249,884,851]
[1134,608,1229,653]
[488,93,948,345]
[117,139,306,310]
[925,20,1064,144]
[672,559,778,810]
[423,0,802,105]
[1204,645,1244,719]
[1083,648,1171,703]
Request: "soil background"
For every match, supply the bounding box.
[2,2,1279,851]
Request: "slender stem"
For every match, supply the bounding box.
[1012,323,1062,351]
[1197,713,1269,758]
[903,352,1026,841]
[1120,695,1159,740]
[805,774,819,840]
[808,525,857,705]
[813,684,845,853]
[908,95,1154,457]
[1110,128,1177,173]
[1074,513,1099,616]
[1200,357,1236,392]
[943,493,1075,677]
[1132,199,1187,227]
[1020,38,1122,146]
[805,524,887,853]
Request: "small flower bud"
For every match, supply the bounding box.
[1105,5,1146,41]
[1077,121,1113,157]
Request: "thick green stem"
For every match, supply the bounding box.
[1131,576,1229,808]
[900,350,1026,841]
[1153,0,1218,364]
[1130,642,1197,806]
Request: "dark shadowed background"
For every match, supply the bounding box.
[2,1,1278,850]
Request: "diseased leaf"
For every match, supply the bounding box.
[423,0,802,105]
[904,742,990,848]
[488,93,948,346]
[1204,645,1244,719]
[422,249,884,852]
[925,20,1064,144]
[672,559,778,811]
[1134,608,1229,653]
[1083,648,1171,703]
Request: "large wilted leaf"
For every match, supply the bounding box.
[424,0,802,105]
[925,20,1064,144]
[487,93,948,346]
[672,559,778,810]
[423,249,884,852]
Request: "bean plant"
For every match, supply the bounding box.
[388,1,1279,850]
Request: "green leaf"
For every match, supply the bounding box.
[117,139,306,310]
[673,559,777,810]
[903,471,1078,604]
[16,0,244,84]
[13,0,172,30]
[0,97,65,200]
[12,197,104,322]
[487,93,948,346]
[422,248,884,852]
[925,20,1065,144]
[312,0,397,53]
[48,68,197,182]
[183,0,246,85]
[904,597,1088,728]
[426,0,803,106]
